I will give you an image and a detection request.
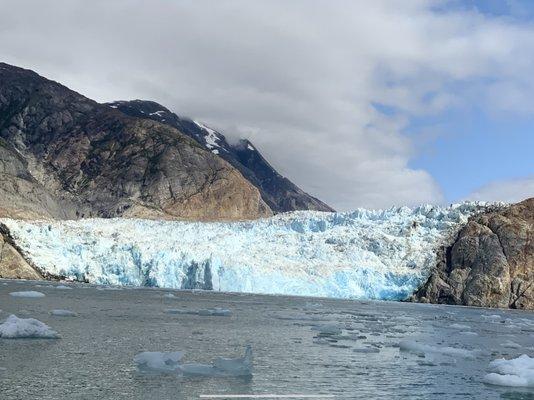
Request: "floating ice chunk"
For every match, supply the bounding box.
[135,346,253,377]
[0,315,59,339]
[502,340,522,349]
[449,323,470,330]
[165,308,231,317]
[50,309,77,317]
[483,355,534,387]
[311,324,342,336]
[181,346,253,377]
[353,347,380,353]
[162,293,175,298]
[459,331,478,336]
[399,340,475,359]
[134,351,184,373]
[198,308,231,317]
[483,314,502,321]
[213,346,253,376]
[55,285,72,290]
[9,291,45,298]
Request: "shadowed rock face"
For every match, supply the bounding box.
[0,224,41,279]
[107,100,334,213]
[0,63,271,221]
[414,198,534,309]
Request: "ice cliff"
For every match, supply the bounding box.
[0,203,493,300]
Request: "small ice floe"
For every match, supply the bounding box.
[181,346,253,377]
[9,291,45,298]
[165,308,231,317]
[459,331,478,336]
[311,324,342,336]
[162,293,175,298]
[55,285,72,290]
[449,323,471,330]
[0,315,59,339]
[134,351,184,373]
[303,302,323,310]
[399,340,475,359]
[353,347,380,354]
[501,340,522,349]
[134,346,253,377]
[483,354,534,387]
[50,309,78,317]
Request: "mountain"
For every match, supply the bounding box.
[413,198,533,309]
[106,100,334,213]
[0,63,272,220]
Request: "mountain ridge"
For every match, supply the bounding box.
[0,62,271,221]
[106,99,334,213]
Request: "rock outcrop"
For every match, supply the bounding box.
[0,223,41,279]
[107,100,334,213]
[0,63,271,221]
[414,198,533,309]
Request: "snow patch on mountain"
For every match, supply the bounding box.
[0,203,493,300]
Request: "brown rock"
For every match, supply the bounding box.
[0,228,42,280]
[413,198,534,309]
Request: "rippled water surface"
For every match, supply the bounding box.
[1,279,534,399]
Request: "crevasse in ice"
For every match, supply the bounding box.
[0,202,493,300]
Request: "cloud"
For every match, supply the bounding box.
[465,176,534,203]
[1,1,533,209]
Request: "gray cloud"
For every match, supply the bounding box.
[1,0,533,209]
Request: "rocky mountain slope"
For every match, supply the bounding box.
[106,100,334,213]
[0,63,272,220]
[413,198,533,309]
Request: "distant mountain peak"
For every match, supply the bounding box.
[107,99,334,213]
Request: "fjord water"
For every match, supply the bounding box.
[1,280,533,399]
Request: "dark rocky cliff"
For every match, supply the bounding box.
[0,63,271,220]
[413,198,533,309]
[107,100,334,213]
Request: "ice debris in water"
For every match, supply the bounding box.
[0,315,59,339]
[50,309,77,317]
[399,340,475,359]
[311,324,342,336]
[165,307,231,317]
[483,355,534,387]
[0,202,492,300]
[134,346,253,377]
[133,351,184,373]
[9,291,45,298]
[55,285,72,290]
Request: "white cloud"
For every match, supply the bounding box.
[465,176,534,203]
[1,1,533,209]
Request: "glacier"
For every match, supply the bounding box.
[0,203,494,300]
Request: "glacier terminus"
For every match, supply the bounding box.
[0,202,495,301]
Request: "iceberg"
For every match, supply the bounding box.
[0,315,59,339]
[483,355,534,387]
[0,202,491,300]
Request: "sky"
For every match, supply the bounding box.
[0,0,533,211]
